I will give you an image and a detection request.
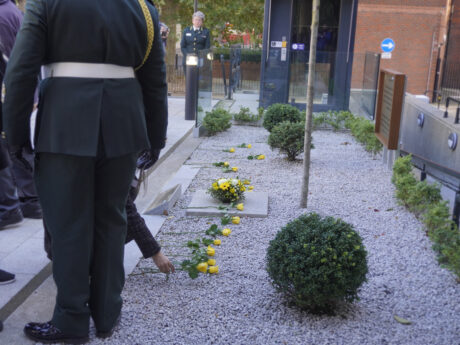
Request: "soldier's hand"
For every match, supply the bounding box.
[136,148,161,170]
[152,251,175,274]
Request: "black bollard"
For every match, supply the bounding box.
[185,54,199,121]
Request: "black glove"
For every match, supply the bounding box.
[136,148,161,170]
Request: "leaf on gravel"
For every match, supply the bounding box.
[394,315,412,325]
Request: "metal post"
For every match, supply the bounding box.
[185,58,199,121]
[453,191,460,227]
[194,0,198,12]
[220,54,227,96]
[421,164,427,181]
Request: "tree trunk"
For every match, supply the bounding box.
[300,0,320,208]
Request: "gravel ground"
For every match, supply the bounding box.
[88,125,460,345]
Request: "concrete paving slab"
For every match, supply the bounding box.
[0,274,35,309]
[185,191,268,218]
[0,238,49,275]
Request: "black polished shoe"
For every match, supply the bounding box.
[0,208,23,229]
[24,321,89,344]
[0,269,15,285]
[96,313,121,339]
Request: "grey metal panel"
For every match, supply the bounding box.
[400,94,460,188]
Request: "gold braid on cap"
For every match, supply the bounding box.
[135,0,154,71]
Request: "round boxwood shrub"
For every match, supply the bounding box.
[263,103,303,132]
[268,121,305,161]
[202,108,232,135]
[266,213,368,312]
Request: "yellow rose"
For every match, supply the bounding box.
[236,203,244,211]
[232,167,238,172]
[222,228,231,236]
[207,246,216,256]
[196,262,208,273]
[230,188,236,194]
[257,154,265,160]
[240,186,246,192]
[243,179,251,185]
[208,266,219,274]
[224,162,229,167]
[247,144,252,148]
[249,186,254,190]
[213,239,221,246]
[207,259,216,266]
[229,148,235,153]
[232,216,240,224]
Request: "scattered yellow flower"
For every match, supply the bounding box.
[222,228,232,236]
[243,179,251,185]
[224,162,229,167]
[232,167,238,172]
[213,239,221,246]
[240,186,246,192]
[247,144,252,149]
[197,262,208,273]
[208,266,219,274]
[207,245,216,256]
[212,182,218,190]
[249,186,254,190]
[236,203,244,211]
[207,259,216,266]
[229,148,235,153]
[257,154,265,160]
[232,216,240,224]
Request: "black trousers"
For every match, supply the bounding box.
[34,150,137,336]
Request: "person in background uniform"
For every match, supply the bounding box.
[180,11,210,71]
[0,0,42,229]
[159,21,169,51]
[2,0,168,343]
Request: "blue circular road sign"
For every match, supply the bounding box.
[381,38,395,53]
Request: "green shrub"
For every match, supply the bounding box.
[202,108,232,135]
[266,213,368,312]
[313,110,354,131]
[233,106,261,122]
[393,155,460,279]
[263,103,303,132]
[268,121,305,161]
[345,116,382,154]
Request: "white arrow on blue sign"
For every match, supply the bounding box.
[381,38,395,53]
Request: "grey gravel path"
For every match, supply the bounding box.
[88,125,460,345]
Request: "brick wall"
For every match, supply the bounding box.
[352,1,447,95]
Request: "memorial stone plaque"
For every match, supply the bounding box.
[375,69,406,150]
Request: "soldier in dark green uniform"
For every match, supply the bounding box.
[2,0,167,343]
[180,11,211,71]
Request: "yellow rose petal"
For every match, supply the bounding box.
[207,259,216,266]
[249,186,254,190]
[247,144,252,149]
[207,246,216,256]
[196,262,208,273]
[222,228,231,236]
[224,162,229,167]
[236,203,244,211]
[232,216,240,224]
[229,148,235,153]
[208,266,219,274]
[232,167,238,172]
[213,239,221,246]
[257,154,265,160]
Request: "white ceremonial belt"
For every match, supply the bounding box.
[42,63,135,79]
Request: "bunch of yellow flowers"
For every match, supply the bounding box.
[208,178,246,203]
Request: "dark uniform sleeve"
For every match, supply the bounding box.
[135,4,168,150]
[205,29,211,49]
[3,0,46,149]
[125,186,161,258]
[180,28,187,59]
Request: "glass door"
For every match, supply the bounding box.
[288,0,341,106]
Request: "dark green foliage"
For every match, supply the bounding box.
[213,47,262,62]
[202,108,232,135]
[268,121,305,161]
[313,110,354,131]
[266,213,368,312]
[263,103,303,132]
[233,106,262,122]
[344,116,382,155]
[393,155,460,279]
